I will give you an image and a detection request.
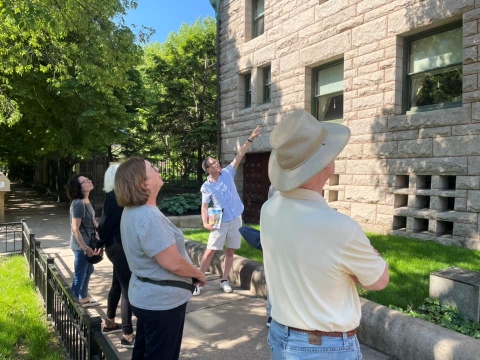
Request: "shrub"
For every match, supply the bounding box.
[390,298,480,339]
[159,193,201,216]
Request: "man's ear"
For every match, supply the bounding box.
[140,180,148,191]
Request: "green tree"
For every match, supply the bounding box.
[0,0,145,165]
[135,17,218,184]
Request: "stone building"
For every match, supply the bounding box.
[211,0,480,250]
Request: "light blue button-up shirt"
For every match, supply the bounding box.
[201,164,244,222]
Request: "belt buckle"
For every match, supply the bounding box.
[308,333,322,345]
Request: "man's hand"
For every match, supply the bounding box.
[203,223,214,231]
[249,125,260,140]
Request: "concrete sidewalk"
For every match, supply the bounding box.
[4,185,392,359]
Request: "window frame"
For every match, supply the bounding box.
[312,60,344,123]
[403,21,463,114]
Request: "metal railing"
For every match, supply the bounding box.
[1,220,119,360]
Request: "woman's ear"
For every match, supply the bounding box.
[140,180,148,191]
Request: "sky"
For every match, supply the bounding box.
[124,0,216,43]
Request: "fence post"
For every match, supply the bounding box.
[29,233,35,277]
[45,258,55,318]
[21,219,26,254]
[85,314,102,359]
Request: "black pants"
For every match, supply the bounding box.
[105,241,133,335]
[131,302,187,360]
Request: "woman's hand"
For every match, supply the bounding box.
[84,247,94,257]
[92,247,103,257]
[193,272,207,287]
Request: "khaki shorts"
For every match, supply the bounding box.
[207,216,243,250]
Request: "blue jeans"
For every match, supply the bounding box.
[71,250,94,299]
[268,320,362,360]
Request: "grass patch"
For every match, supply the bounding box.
[183,228,480,309]
[0,256,66,360]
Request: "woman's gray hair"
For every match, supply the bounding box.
[103,164,119,192]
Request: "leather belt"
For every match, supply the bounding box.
[288,327,356,338]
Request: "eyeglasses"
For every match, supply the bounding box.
[150,164,159,173]
[206,159,219,169]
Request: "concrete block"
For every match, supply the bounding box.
[430,267,480,322]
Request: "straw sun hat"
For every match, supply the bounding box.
[268,109,351,192]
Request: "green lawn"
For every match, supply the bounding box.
[183,228,480,309]
[0,256,66,360]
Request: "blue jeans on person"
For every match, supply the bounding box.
[268,320,362,360]
[131,302,187,360]
[71,250,94,299]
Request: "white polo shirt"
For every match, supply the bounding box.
[260,188,386,332]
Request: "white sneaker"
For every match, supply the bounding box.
[193,286,202,296]
[220,280,233,293]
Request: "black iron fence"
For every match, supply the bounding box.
[154,159,204,192]
[0,220,119,360]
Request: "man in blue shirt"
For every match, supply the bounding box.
[194,125,260,296]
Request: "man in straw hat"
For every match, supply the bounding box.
[260,110,389,359]
[193,125,261,296]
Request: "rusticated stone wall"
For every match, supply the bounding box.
[215,0,480,249]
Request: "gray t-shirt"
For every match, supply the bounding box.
[70,199,95,251]
[121,205,193,310]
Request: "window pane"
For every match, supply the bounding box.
[255,0,264,17]
[410,66,462,109]
[255,16,264,36]
[264,67,271,103]
[245,74,251,108]
[317,94,344,122]
[317,63,344,96]
[409,28,462,74]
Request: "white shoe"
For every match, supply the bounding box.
[193,286,202,296]
[220,280,233,293]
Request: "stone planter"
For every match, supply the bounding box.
[168,214,202,229]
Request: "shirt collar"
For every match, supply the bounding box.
[280,188,326,203]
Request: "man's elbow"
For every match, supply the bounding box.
[363,265,389,291]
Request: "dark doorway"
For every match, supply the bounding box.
[243,152,270,224]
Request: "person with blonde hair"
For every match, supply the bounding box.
[97,164,134,348]
[261,110,389,360]
[115,157,206,360]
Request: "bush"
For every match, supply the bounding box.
[390,298,480,339]
[159,193,201,216]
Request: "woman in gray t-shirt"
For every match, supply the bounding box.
[115,157,206,360]
[66,174,102,307]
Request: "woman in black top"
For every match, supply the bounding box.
[97,164,135,348]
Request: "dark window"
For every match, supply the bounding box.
[253,0,264,38]
[405,25,462,113]
[245,73,251,108]
[263,66,271,103]
[313,62,344,123]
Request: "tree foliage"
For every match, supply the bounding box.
[128,17,218,183]
[0,0,145,163]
